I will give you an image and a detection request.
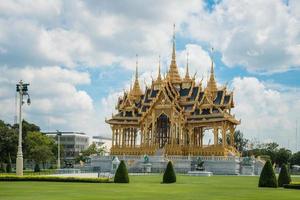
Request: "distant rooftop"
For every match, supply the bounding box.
[92,135,112,140]
[44,131,87,136]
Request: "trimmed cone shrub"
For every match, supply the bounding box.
[258,160,277,188]
[114,160,129,183]
[34,164,40,172]
[0,163,6,173]
[278,164,291,187]
[6,162,12,173]
[162,161,176,184]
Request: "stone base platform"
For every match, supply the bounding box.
[88,155,264,175]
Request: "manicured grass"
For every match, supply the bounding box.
[0,175,300,200]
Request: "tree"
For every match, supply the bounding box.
[258,160,277,188]
[223,130,249,155]
[233,130,249,153]
[0,120,18,166]
[290,151,300,166]
[162,161,176,184]
[11,120,40,158]
[247,142,280,165]
[114,160,129,183]
[75,143,106,163]
[275,148,292,167]
[278,164,291,187]
[26,131,55,169]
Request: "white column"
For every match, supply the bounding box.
[16,89,23,176]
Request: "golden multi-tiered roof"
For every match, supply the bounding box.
[106,28,240,156]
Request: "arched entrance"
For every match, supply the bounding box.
[156,114,170,148]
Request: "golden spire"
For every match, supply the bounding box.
[135,54,138,80]
[168,24,181,83]
[171,24,176,64]
[206,48,217,95]
[184,51,191,80]
[156,55,162,82]
[130,54,142,98]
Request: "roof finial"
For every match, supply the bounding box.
[185,50,190,79]
[206,47,217,93]
[210,47,214,75]
[157,55,162,81]
[130,81,132,92]
[168,24,181,82]
[172,24,176,61]
[130,54,142,98]
[135,54,138,80]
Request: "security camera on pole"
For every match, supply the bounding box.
[16,80,31,176]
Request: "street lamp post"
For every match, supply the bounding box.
[16,80,31,176]
[56,130,62,169]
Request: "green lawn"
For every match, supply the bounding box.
[0,175,299,200]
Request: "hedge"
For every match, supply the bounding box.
[0,175,110,183]
[283,183,300,190]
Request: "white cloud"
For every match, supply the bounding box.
[38,29,93,67]
[0,0,203,69]
[0,0,61,20]
[232,77,300,150]
[177,44,211,82]
[187,0,300,73]
[1,0,299,73]
[0,66,102,136]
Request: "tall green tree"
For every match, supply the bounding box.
[233,130,249,153]
[0,120,18,164]
[275,148,292,167]
[75,143,106,163]
[26,131,55,168]
[290,151,300,166]
[223,130,249,155]
[247,142,279,164]
[11,120,40,158]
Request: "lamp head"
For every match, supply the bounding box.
[27,97,31,105]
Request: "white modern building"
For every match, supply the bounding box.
[45,132,89,166]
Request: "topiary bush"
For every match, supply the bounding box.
[6,162,12,173]
[114,160,129,183]
[34,164,40,172]
[0,163,6,173]
[258,160,277,188]
[162,161,176,184]
[278,164,291,187]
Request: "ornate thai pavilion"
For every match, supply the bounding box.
[106,32,240,156]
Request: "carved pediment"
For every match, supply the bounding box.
[155,91,171,106]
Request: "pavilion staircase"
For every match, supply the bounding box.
[155,148,165,156]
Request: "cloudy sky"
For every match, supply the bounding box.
[0,0,299,151]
